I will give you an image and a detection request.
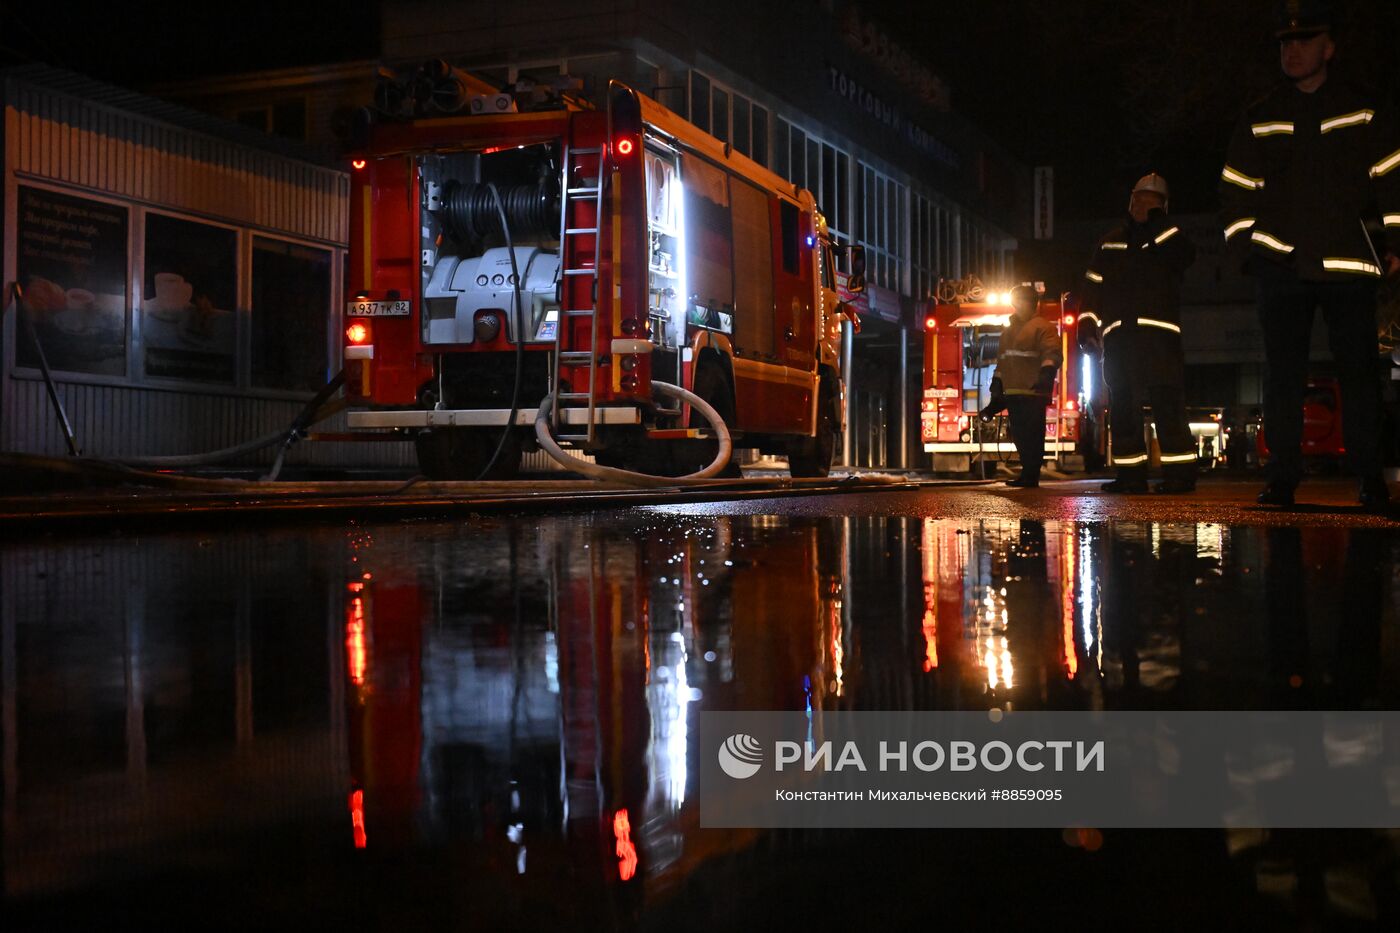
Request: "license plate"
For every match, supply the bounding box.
[346,300,411,317]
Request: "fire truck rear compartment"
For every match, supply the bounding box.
[419,145,564,347]
[429,351,552,411]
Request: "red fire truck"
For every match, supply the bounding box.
[919,281,1086,473]
[340,65,862,479]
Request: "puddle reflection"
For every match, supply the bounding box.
[3,515,1398,928]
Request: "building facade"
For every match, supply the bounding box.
[0,67,412,468]
[160,0,1028,469]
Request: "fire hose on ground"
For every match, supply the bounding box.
[534,382,733,486]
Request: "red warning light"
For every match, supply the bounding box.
[614,809,638,880]
[1063,314,1076,326]
[351,159,367,170]
[615,138,634,156]
[924,317,938,331]
[346,323,370,344]
[349,790,367,848]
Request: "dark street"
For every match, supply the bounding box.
[4,477,1400,930]
[3,0,1400,928]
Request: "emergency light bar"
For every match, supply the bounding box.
[948,313,1012,328]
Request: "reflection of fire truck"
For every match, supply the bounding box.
[341,64,861,479]
[339,511,844,912]
[919,283,1086,473]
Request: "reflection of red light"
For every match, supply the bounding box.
[613,809,638,881]
[921,606,938,672]
[362,572,372,580]
[1062,528,1078,679]
[616,138,634,156]
[346,598,368,687]
[350,790,367,848]
[347,582,364,593]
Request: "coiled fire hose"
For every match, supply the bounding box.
[534,381,733,486]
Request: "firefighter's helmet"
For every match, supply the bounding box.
[1129,172,1169,212]
[1009,284,1039,311]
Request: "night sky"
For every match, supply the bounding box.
[4,0,1398,227]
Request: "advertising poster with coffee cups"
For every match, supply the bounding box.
[142,214,237,384]
[16,186,129,377]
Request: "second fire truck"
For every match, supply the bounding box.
[920,281,1088,473]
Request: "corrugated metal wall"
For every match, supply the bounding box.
[9,374,581,471]
[5,79,347,243]
[2,72,416,469]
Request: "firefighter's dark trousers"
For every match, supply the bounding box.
[1006,394,1048,482]
[1103,336,1196,480]
[1257,268,1380,486]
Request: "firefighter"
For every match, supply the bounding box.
[1220,0,1400,510]
[981,284,1062,488]
[1078,173,1199,493]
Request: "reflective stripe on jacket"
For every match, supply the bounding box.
[1078,212,1196,346]
[1220,79,1400,281]
[993,313,1062,395]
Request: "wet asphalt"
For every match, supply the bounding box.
[3,474,1399,930]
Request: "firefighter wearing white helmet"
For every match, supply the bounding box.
[1130,172,1169,209]
[1079,172,1198,493]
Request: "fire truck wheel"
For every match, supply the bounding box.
[414,428,522,480]
[789,380,837,477]
[687,362,741,477]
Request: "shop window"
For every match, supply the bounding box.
[143,213,237,384]
[251,237,331,391]
[712,88,729,144]
[834,152,848,236]
[772,118,789,178]
[733,96,750,157]
[690,73,710,133]
[821,143,837,232]
[751,106,768,167]
[790,129,806,189]
[14,185,129,377]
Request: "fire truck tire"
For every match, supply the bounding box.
[686,363,741,478]
[789,380,837,477]
[414,428,522,480]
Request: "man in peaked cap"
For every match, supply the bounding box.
[1220,0,1400,510]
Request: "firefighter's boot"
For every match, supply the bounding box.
[1155,462,1197,495]
[1101,467,1148,493]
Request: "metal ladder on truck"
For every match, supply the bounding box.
[549,134,606,445]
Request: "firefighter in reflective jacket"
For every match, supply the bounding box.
[981,284,1062,488]
[1220,0,1400,510]
[1078,173,1198,494]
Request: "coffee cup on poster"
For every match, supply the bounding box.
[152,272,193,321]
[66,288,95,313]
